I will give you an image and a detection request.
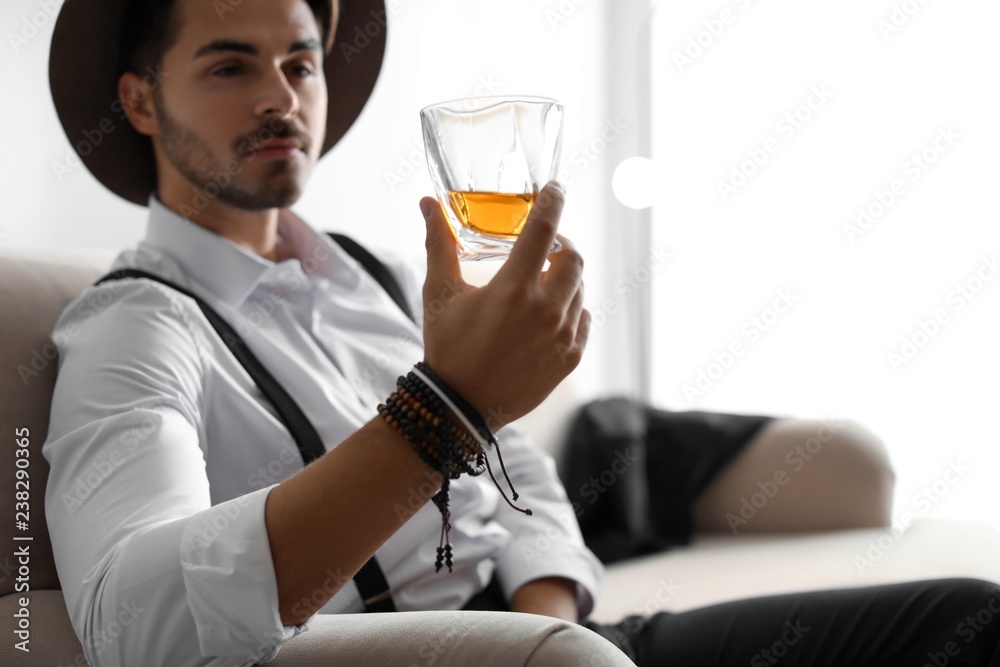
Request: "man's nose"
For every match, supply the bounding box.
[254,67,300,119]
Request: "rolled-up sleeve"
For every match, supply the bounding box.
[42,281,305,667]
[489,424,605,619]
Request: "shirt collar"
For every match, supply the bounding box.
[143,194,357,307]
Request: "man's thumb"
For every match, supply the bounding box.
[421,197,460,281]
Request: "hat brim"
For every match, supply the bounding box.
[49,0,387,206]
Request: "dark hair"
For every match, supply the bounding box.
[119,0,337,76]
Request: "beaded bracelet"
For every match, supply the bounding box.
[414,361,498,448]
[378,363,532,573]
[413,362,524,507]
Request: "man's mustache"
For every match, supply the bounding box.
[235,121,312,157]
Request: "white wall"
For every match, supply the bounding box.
[649,0,1000,528]
[1,0,632,401]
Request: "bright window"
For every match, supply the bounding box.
[649,0,1000,526]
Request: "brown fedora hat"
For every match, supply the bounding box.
[49,0,387,206]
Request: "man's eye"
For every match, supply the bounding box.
[291,64,316,77]
[213,65,240,77]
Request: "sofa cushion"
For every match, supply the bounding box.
[590,518,1000,623]
[0,590,87,665]
[0,250,115,596]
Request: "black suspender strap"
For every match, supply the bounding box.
[353,558,396,613]
[94,233,414,613]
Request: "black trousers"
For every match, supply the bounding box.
[466,577,1000,665]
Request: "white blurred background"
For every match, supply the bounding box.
[2,0,998,528]
[648,0,1000,529]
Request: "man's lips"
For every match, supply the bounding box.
[251,140,305,159]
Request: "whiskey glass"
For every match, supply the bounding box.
[420,96,564,261]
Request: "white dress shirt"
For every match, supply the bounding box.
[42,195,604,667]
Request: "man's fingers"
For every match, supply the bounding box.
[565,282,585,332]
[421,196,462,289]
[577,309,592,349]
[561,307,591,368]
[498,182,566,283]
[541,234,584,305]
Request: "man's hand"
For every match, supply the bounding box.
[420,181,590,424]
[510,577,580,622]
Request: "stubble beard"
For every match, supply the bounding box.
[153,91,305,210]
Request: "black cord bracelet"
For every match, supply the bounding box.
[378,363,532,574]
[414,361,498,447]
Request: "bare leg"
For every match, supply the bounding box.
[692,418,895,534]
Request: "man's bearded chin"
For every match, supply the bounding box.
[212,168,306,211]
[167,158,307,211]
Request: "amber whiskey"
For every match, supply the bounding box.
[446,190,536,238]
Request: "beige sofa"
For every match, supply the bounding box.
[2,248,999,666]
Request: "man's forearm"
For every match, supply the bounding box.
[264,417,440,625]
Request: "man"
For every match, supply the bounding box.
[42,0,1000,665]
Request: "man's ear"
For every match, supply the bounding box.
[118,71,159,137]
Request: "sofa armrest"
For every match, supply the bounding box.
[270,610,634,666]
[590,518,1000,623]
[0,590,85,666]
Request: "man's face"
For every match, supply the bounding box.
[151,0,330,210]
